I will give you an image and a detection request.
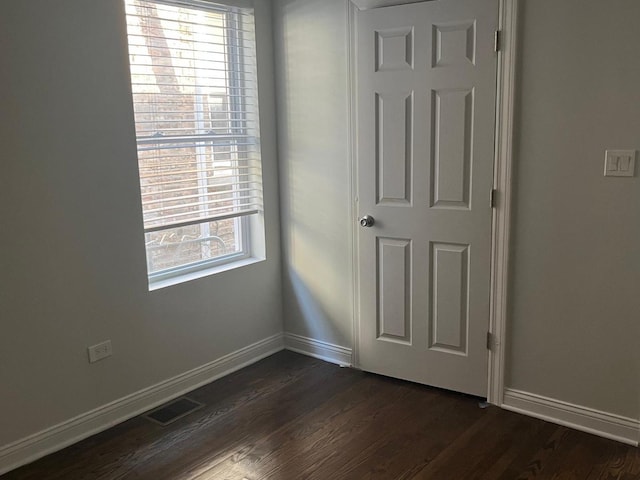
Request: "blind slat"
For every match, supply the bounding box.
[137,143,259,152]
[143,209,259,234]
[142,194,262,215]
[134,128,253,136]
[139,151,258,163]
[128,72,257,82]
[128,58,256,68]
[136,123,249,130]
[138,153,258,164]
[142,177,257,191]
[131,83,256,91]
[139,0,255,14]
[142,184,256,200]
[136,133,254,144]
[126,16,255,36]
[127,34,257,52]
[129,93,256,99]
[143,203,262,228]
[131,0,255,18]
[142,168,259,183]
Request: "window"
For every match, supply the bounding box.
[124,0,264,287]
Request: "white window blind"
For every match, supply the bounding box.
[125,0,263,234]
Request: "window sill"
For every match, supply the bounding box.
[148,256,265,291]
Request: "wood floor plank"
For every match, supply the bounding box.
[2,351,638,480]
[193,375,407,479]
[125,357,356,479]
[594,448,640,480]
[292,380,442,479]
[327,388,483,479]
[486,419,559,480]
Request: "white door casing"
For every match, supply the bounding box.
[355,0,499,396]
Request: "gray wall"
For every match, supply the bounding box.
[2,0,638,453]
[273,0,353,347]
[0,0,282,447]
[507,0,640,419]
[274,0,640,420]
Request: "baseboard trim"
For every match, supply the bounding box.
[503,388,639,446]
[284,333,352,367]
[0,333,285,476]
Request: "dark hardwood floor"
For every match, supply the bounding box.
[3,351,639,479]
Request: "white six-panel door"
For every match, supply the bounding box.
[356,0,498,396]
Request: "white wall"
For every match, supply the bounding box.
[274,0,640,421]
[0,0,282,448]
[273,0,353,348]
[506,0,640,420]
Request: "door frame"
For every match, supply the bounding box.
[347,0,520,405]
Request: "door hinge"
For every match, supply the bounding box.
[494,30,502,52]
[486,332,494,350]
[490,188,497,208]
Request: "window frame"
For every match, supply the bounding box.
[124,0,265,288]
[147,216,251,284]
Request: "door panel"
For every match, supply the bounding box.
[375,92,413,205]
[356,0,498,396]
[377,237,412,343]
[431,88,473,208]
[429,242,469,355]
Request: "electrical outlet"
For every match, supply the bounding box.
[88,340,112,363]
[604,150,636,177]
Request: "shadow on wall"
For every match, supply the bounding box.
[284,246,352,348]
[284,265,351,345]
[275,0,353,348]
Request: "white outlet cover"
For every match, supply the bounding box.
[604,150,636,177]
[88,340,112,363]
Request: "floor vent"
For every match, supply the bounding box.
[143,397,204,426]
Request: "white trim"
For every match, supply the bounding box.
[284,333,353,367]
[0,334,285,476]
[347,0,361,370]
[487,0,519,406]
[148,255,264,291]
[503,389,640,446]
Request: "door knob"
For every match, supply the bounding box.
[359,215,375,228]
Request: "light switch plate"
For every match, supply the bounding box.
[604,150,636,177]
